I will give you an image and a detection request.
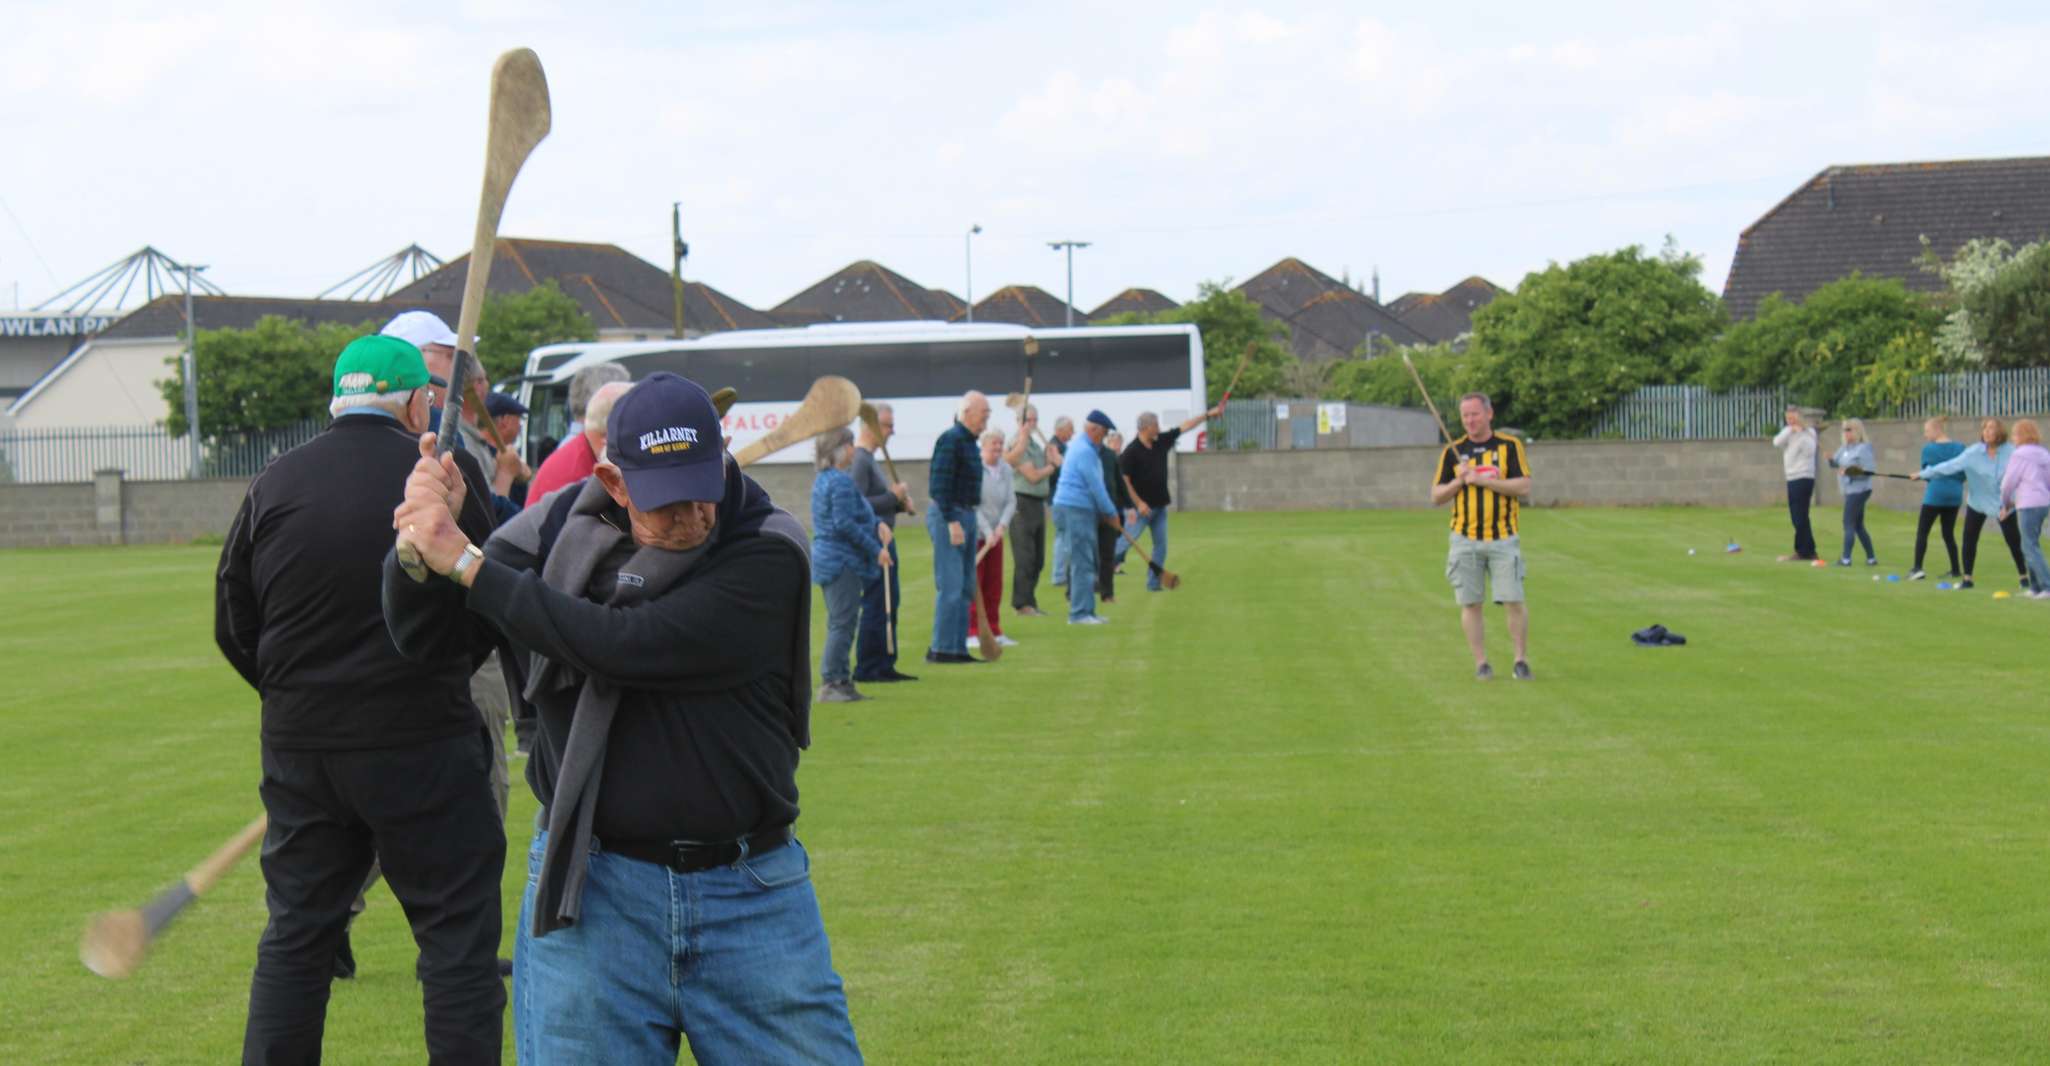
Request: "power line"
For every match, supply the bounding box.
[0,191,61,289]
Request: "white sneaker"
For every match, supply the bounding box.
[2031,590,2050,600]
[995,634,1020,647]
[1069,615,1109,626]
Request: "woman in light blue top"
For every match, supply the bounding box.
[1915,416,2027,590]
[1827,418,1877,566]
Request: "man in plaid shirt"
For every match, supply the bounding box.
[925,392,990,663]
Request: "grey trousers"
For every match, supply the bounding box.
[352,652,511,918]
[1010,494,1048,609]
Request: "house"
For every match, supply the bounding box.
[771,260,965,324]
[4,295,454,429]
[387,237,776,338]
[1089,288,1180,320]
[1388,276,1503,345]
[1723,156,2050,320]
[1234,258,1425,362]
[955,285,1087,327]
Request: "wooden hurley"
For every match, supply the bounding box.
[81,815,268,979]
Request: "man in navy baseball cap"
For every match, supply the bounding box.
[593,373,727,537]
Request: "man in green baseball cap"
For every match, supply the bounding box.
[221,330,506,1060]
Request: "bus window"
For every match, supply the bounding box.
[527,383,570,466]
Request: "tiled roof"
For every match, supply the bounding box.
[1279,288,1428,361]
[1089,288,1180,319]
[954,285,1086,327]
[387,237,776,333]
[1389,276,1503,344]
[772,260,961,322]
[1723,156,2050,320]
[1235,258,1425,360]
[99,294,457,340]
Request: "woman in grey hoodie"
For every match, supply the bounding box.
[1828,418,1878,566]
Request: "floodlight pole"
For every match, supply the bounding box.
[1047,240,1090,327]
[964,224,982,322]
[181,263,208,478]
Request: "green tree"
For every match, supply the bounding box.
[1465,242,1725,439]
[476,279,598,382]
[1324,342,1475,425]
[1701,273,1945,414]
[1962,240,2050,368]
[1096,281,1295,403]
[160,316,376,437]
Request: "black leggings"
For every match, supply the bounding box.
[1962,507,2029,578]
[1913,504,1960,573]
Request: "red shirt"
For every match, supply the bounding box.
[527,434,596,503]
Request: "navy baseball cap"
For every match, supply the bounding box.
[607,373,726,510]
[484,391,528,418]
[1086,409,1116,431]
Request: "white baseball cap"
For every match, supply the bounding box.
[381,310,460,350]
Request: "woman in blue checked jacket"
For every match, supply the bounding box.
[811,427,893,703]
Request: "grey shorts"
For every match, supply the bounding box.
[1447,533,1524,606]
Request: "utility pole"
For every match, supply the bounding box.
[671,203,689,339]
[965,224,982,322]
[181,262,207,479]
[1046,240,1090,328]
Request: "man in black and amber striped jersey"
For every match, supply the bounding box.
[1429,392,1533,681]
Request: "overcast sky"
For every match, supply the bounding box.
[2,0,2044,317]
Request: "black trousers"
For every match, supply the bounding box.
[1913,504,1961,573]
[854,537,901,680]
[1787,478,1818,560]
[1097,523,1119,601]
[1010,494,1047,610]
[1962,507,2029,579]
[244,730,506,1066]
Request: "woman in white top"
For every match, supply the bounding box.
[968,429,1019,647]
[1772,407,1820,561]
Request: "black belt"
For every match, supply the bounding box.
[600,826,792,873]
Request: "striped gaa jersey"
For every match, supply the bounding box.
[1435,433,1529,541]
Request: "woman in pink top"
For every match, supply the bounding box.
[1998,418,2050,598]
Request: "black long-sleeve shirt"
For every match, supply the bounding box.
[382,466,808,842]
[215,413,496,749]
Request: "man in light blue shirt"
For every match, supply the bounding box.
[1050,411,1120,624]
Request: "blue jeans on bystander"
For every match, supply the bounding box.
[2019,506,2050,593]
[926,506,974,655]
[1056,504,1101,620]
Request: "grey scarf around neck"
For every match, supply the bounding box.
[527,477,810,938]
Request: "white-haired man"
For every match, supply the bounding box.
[530,363,633,501]
[925,391,990,663]
[1118,405,1223,591]
[217,335,505,1061]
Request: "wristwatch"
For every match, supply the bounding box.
[448,543,484,582]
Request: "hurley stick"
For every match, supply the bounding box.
[1401,352,1455,445]
[1112,520,1180,589]
[733,377,861,467]
[399,47,552,582]
[81,815,268,979]
[1217,341,1257,406]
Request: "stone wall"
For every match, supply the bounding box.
[4,414,2040,548]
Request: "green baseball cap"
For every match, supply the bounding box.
[332,334,439,398]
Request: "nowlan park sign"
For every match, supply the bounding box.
[0,314,121,338]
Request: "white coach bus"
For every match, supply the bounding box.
[514,322,1208,464]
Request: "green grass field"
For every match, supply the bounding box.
[5,505,2048,1064]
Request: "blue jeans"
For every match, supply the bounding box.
[515,832,862,1066]
[926,507,974,654]
[2020,507,2050,593]
[1840,490,1875,562]
[1055,504,1100,620]
[853,539,899,680]
[818,570,863,683]
[1120,507,1170,589]
[1050,507,1068,585]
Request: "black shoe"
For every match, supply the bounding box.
[882,669,919,681]
[332,933,357,981]
[924,650,979,664]
[498,957,514,978]
[1475,662,1493,681]
[1961,578,1976,589]
[1512,661,1534,681]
